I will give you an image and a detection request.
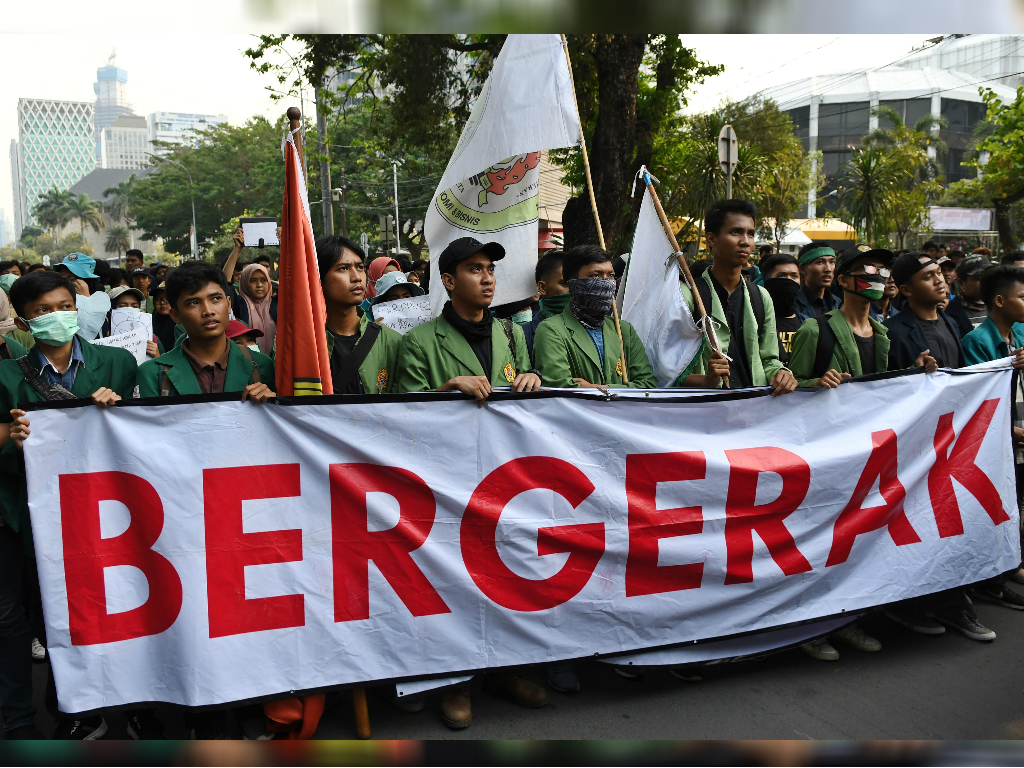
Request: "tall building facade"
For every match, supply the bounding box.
[0,209,10,248]
[93,64,133,163]
[9,99,95,240]
[147,111,227,155]
[101,114,151,169]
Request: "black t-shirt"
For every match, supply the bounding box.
[329,330,364,394]
[775,315,803,366]
[919,315,959,368]
[708,273,754,389]
[854,333,876,375]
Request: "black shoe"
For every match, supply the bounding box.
[973,584,1024,611]
[5,723,46,739]
[126,709,167,740]
[53,717,107,740]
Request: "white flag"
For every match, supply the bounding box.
[621,183,704,387]
[425,34,581,316]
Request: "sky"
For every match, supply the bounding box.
[0,33,942,236]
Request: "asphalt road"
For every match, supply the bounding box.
[19,598,1024,742]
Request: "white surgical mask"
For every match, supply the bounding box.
[247,344,260,353]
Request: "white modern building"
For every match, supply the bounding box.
[147,111,227,155]
[10,99,95,240]
[899,34,1024,90]
[100,114,151,170]
[94,63,134,164]
[759,59,1019,217]
[0,209,11,247]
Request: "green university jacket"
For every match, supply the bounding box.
[325,314,403,394]
[788,309,890,387]
[2,334,27,358]
[0,340,138,536]
[533,305,656,388]
[398,314,531,392]
[679,270,787,387]
[137,339,274,397]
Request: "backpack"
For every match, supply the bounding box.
[694,276,765,340]
[811,315,839,379]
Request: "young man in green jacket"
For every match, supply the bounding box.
[397,236,545,729]
[677,199,797,395]
[316,235,403,394]
[0,270,137,740]
[136,262,275,401]
[533,244,656,388]
[398,237,538,403]
[789,247,904,388]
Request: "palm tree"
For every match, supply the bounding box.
[31,187,73,238]
[105,225,131,266]
[865,105,949,183]
[840,146,900,245]
[66,193,105,239]
[104,174,138,228]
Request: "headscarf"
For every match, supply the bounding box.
[366,257,401,299]
[0,286,15,336]
[239,263,276,355]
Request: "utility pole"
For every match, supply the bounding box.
[315,83,334,236]
[718,124,737,200]
[339,167,347,237]
[392,162,401,254]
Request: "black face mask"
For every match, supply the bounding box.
[764,277,801,317]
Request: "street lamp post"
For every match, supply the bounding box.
[145,152,198,260]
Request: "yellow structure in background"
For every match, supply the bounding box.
[792,218,857,241]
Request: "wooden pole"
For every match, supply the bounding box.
[352,688,371,739]
[287,107,306,174]
[641,170,730,388]
[560,34,628,384]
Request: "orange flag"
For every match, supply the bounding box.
[275,127,333,396]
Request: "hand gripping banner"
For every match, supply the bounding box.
[24,368,1020,712]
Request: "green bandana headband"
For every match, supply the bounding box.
[798,246,836,266]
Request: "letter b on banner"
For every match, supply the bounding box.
[59,472,182,645]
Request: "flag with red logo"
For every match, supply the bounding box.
[275,127,332,396]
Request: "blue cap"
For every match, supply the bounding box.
[57,253,97,279]
[370,271,424,305]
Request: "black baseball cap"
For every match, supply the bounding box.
[955,253,993,279]
[836,245,895,275]
[149,280,165,296]
[892,252,937,287]
[131,267,150,277]
[437,237,505,276]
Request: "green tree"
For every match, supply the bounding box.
[839,146,900,245]
[758,143,824,250]
[66,193,105,239]
[31,187,73,238]
[105,225,132,264]
[104,173,140,229]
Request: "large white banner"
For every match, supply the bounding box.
[25,369,1019,713]
[425,34,581,316]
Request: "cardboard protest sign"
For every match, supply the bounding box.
[371,295,432,335]
[89,327,149,364]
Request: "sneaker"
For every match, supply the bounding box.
[546,664,580,693]
[5,723,46,739]
[669,667,703,682]
[612,666,644,680]
[832,623,882,652]
[126,709,167,740]
[31,638,46,662]
[53,717,107,740]
[883,607,946,635]
[973,584,1024,611]
[240,717,278,741]
[800,638,839,661]
[935,610,997,641]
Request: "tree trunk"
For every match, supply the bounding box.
[563,34,647,252]
[995,199,1018,251]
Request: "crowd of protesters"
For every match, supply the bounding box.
[1,198,1023,740]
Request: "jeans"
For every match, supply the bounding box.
[0,524,36,731]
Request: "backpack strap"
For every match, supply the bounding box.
[331,323,381,392]
[811,315,839,379]
[747,283,765,340]
[234,341,262,385]
[0,336,10,361]
[498,318,518,365]
[16,355,76,401]
[695,277,714,325]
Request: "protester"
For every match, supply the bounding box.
[406,270,421,285]
[124,249,144,272]
[533,244,655,389]
[131,268,155,313]
[25,264,47,274]
[938,255,958,295]
[410,258,430,287]
[1002,251,1024,270]
[759,253,806,366]
[150,281,177,353]
[0,260,22,277]
[873,271,900,321]
[0,272,18,296]
[0,285,28,360]
[108,268,132,289]
[676,199,796,395]
[233,263,278,356]
[758,244,773,260]
[794,241,843,317]
[0,270,137,740]
[151,262,168,283]
[53,254,98,296]
[137,261,274,401]
[945,253,992,336]
[885,253,965,370]
[101,285,161,358]
[370,270,422,309]
[921,240,940,259]
[366,256,402,300]
[226,318,264,353]
[316,234,403,395]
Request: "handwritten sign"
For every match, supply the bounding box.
[370,295,432,335]
[110,308,153,339]
[91,327,149,365]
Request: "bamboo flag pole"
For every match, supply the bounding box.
[560,34,628,384]
[639,168,730,388]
